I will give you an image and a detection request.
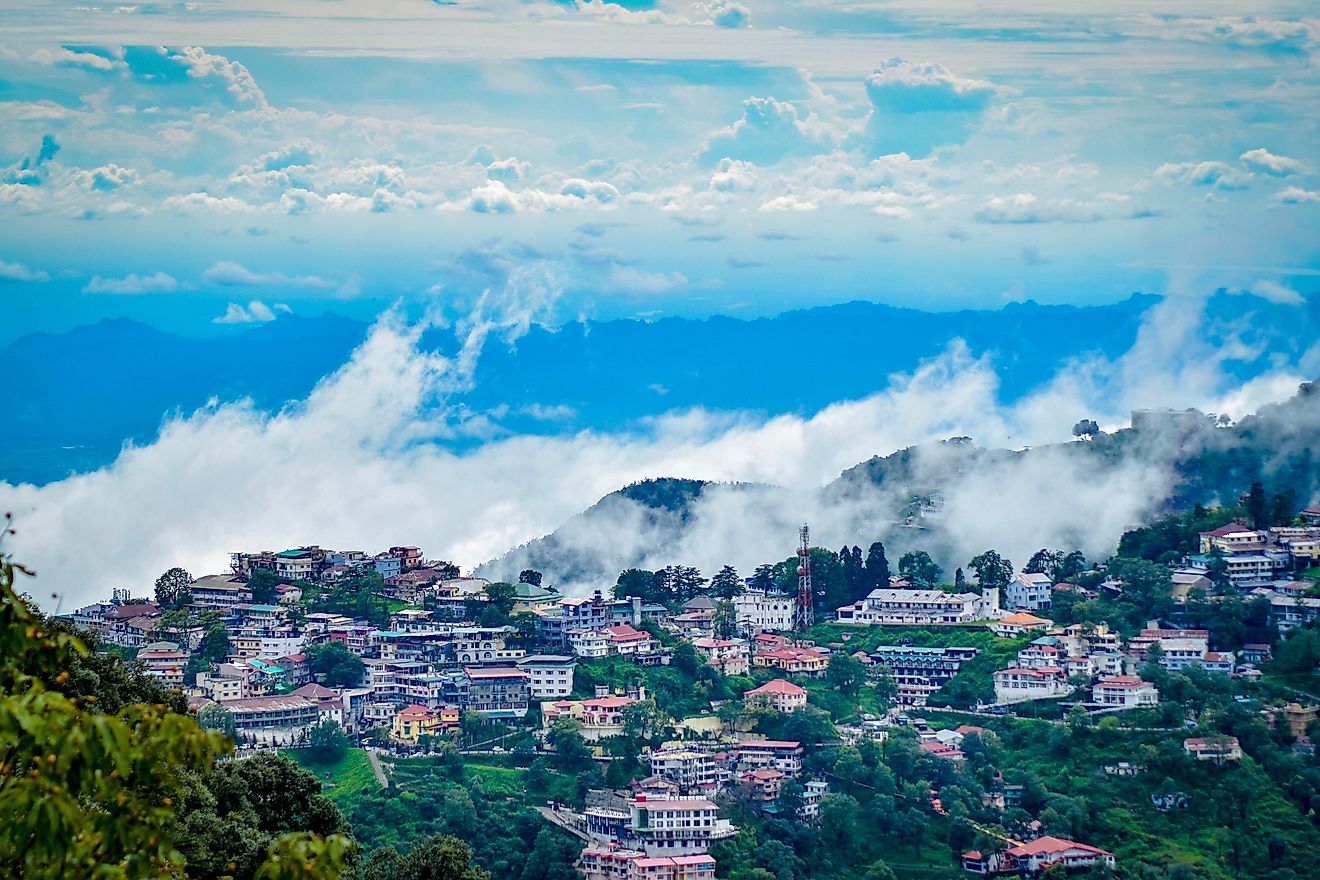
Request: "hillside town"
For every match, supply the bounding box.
[62,501,1320,880]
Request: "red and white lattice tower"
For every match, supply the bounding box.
[794,523,814,631]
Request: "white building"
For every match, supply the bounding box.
[649,749,726,795]
[992,667,1073,704]
[1005,572,1053,611]
[1091,676,1159,708]
[836,588,999,626]
[569,629,610,658]
[691,637,750,675]
[733,589,796,633]
[516,654,577,699]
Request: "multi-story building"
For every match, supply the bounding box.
[732,589,796,633]
[592,797,737,855]
[538,591,615,646]
[962,837,1116,876]
[220,694,320,741]
[870,645,979,708]
[1004,572,1052,611]
[188,574,253,609]
[579,845,716,880]
[391,703,460,743]
[137,648,189,687]
[273,547,323,582]
[988,612,1052,638]
[461,666,530,718]
[516,654,577,698]
[752,646,827,677]
[542,692,640,740]
[649,748,725,795]
[744,679,808,714]
[733,740,803,777]
[991,667,1072,704]
[836,588,999,626]
[1091,676,1159,708]
[691,638,750,676]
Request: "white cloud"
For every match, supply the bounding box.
[213,300,278,324]
[1246,279,1305,306]
[692,1,750,28]
[169,46,268,107]
[709,158,757,192]
[162,192,254,213]
[83,271,179,295]
[1154,161,1251,190]
[202,260,334,288]
[862,59,996,157]
[698,97,828,166]
[973,193,1104,224]
[30,47,124,71]
[74,164,139,192]
[1240,148,1307,177]
[1273,186,1320,204]
[0,259,51,282]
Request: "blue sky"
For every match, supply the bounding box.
[2,0,1318,340]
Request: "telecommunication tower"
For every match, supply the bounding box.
[794,523,814,631]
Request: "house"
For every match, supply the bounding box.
[752,646,827,677]
[962,836,1116,876]
[1091,676,1159,708]
[1282,703,1317,739]
[222,694,320,742]
[837,588,999,627]
[603,624,659,656]
[188,574,253,609]
[461,666,530,718]
[734,740,803,776]
[692,637,750,676]
[137,648,189,687]
[510,581,560,614]
[744,679,808,714]
[516,654,577,699]
[1005,573,1052,611]
[391,704,459,743]
[991,667,1072,704]
[579,845,716,880]
[672,596,717,635]
[738,767,785,803]
[1170,569,1213,603]
[542,691,642,741]
[989,612,1053,638]
[649,748,726,794]
[919,741,965,764]
[569,629,610,658]
[871,645,979,708]
[1183,736,1242,762]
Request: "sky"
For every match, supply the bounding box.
[1,0,1318,338]
[2,1,1319,607]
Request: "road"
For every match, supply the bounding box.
[534,806,590,842]
[365,748,388,788]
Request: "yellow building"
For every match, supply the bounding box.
[391,704,459,743]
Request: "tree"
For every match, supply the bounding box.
[776,779,806,819]
[826,653,866,696]
[672,641,700,676]
[519,570,543,587]
[954,567,965,587]
[1072,419,1100,439]
[247,569,282,605]
[898,551,942,589]
[968,550,1014,590]
[307,641,365,688]
[710,565,744,599]
[1024,549,1064,580]
[749,564,777,593]
[894,808,928,853]
[864,542,891,591]
[197,701,237,740]
[400,834,489,880]
[201,621,231,663]
[614,568,656,601]
[1247,481,1268,530]
[485,582,516,617]
[713,600,738,640]
[155,566,193,609]
[307,719,350,764]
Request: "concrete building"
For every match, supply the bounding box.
[1091,676,1159,708]
[1004,572,1052,611]
[516,654,577,699]
[732,589,796,633]
[992,667,1072,704]
[744,679,808,714]
[837,588,999,626]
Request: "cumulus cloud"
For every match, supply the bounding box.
[0,259,51,282]
[1245,279,1305,306]
[692,1,750,28]
[74,164,139,192]
[1273,186,1320,204]
[862,59,996,157]
[83,271,179,295]
[3,134,60,186]
[213,300,277,324]
[697,97,827,166]
[30,47,125,72]
[202,260,333,288]
[974,193,1105,224]
[1154,160,1251,190]
[168,46,267,107]
[1240,148,1307,177]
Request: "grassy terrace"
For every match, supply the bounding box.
[282,747,380,803]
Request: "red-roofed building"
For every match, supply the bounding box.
[920,741,965,764]
[962,836,1115,875]
[1184,735,1242,762]
[744,678,808,714]
[1091,675,1159,708]
[753,646,827,677]
[579,845,716,880]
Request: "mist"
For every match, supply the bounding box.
[0,286,1310,610]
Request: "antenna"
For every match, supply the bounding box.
[794,524,814,631]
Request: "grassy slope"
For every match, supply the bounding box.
[282,747,381,803]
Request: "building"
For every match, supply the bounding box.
[273,547,322,582]
[223,694,320,741]
[649,748,725,795]
[461,666,531,718]
[542,690,644,741]
[516,654,577,699]
[734,740,803,776]
[744,679,808,714]
[579,845,715,880]
[732,589,796,633]
[391,704,459,743]
[989,612,1053,638]
[962,837,1116,876]
[1091,676,1159,708]
[870,645,979,708]
[603,624,660,657]
[992,667,1072,705]
[1004,572,1052,611]
[616,797,738,855]
[136,648,189,687]
[752,646,827,677]
[538,591,615,646]
[836,588,999,626]
[738,768,784,803]
[188,574,253,609]
[691,638,750,676]
[1183,736,1242,762]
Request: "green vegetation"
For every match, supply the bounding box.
[284,747,381,804]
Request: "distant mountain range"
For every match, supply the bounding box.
[477,381,1320,590]
[4,291,1316,485]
